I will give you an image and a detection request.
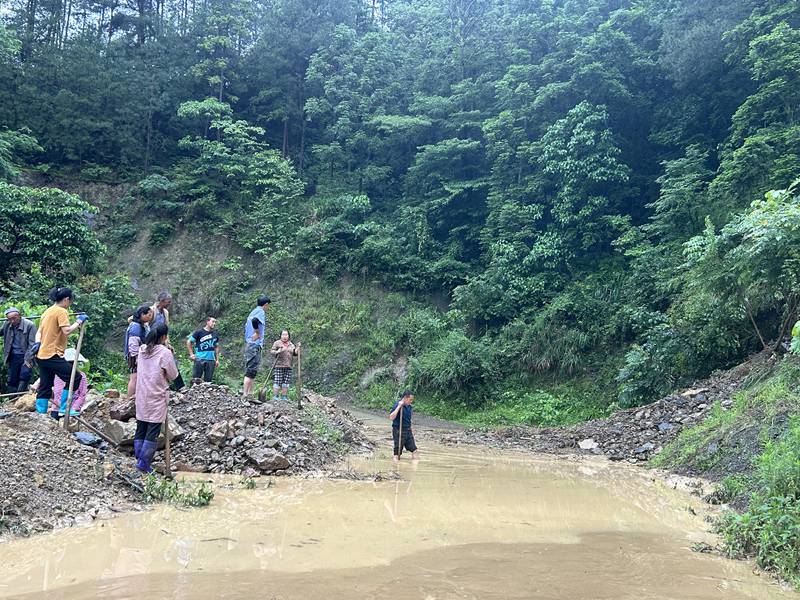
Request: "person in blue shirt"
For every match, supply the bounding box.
[186,316,220,383]
[389,390,419,461]
[242,295,270,396]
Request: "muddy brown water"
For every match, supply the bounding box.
[0,415,796,599]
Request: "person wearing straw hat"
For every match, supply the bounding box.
[0,307,37,393]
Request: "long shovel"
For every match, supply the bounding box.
[164,401,173,479]
[397,404,404,459]
[63,321,87,430]
[257,356,279,404]
[296,346,302,410]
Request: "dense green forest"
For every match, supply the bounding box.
[2,0,800,580]
[1,0,800,414]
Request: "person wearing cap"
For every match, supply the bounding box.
[1,307,38,393]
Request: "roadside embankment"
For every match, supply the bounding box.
[442,351,775,468]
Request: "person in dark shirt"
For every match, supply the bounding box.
[186,317,220,383]
[389,390,419,461]
[1,307,37,393]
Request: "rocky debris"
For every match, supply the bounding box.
[109,397,136,421]
[164,384,372,475]
[0,382,372,541]
[0,412,140,540]
[443,351,773,464]
[246,448,290,471]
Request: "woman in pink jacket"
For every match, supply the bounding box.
[134,323,178,473]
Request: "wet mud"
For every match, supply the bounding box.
[0,417,795,599]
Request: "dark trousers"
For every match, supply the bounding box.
[6,353,32,392]
[135,420,162,442]
[38,356,76,400]
[171,371,185,391]
[134,420,162,473]
[392,428,418,456]
[192,359,215,382]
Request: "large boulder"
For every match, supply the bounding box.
[14,394,37,412]
[109,398,136,422]
[206,420,236,447]
[157,416,185,448]
[246,448,290,472]
[100,420,137,446]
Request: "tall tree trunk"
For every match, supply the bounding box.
[144,104,154,174]
[21,0,38,60]
[61,0,73,49]
[282,117,289,157]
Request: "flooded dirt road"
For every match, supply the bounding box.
[0,415,795,599]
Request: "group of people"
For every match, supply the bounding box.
[240,295,301,402]
[2,288,417,474]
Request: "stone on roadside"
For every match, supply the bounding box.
[98,420,137,446]
[207,420,235,447]
[246,448,290,471]
[104,389,121,399]
[14,394,37,412]
[578,438,598,450]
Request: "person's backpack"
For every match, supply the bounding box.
[24,342,40,368]
[123,322,146,357]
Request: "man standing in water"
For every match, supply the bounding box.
[242,295,270,396]
[389,390,419,461]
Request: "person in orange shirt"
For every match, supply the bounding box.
[35,287,88,414]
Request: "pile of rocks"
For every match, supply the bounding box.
[0,382,371,540]
[0,410,140,539]
[164,384,371,476]
[443,353,767,464]
[78,383,372,476]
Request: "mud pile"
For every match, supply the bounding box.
[0,384,371,540]
[444,352,772,464]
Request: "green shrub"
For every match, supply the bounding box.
[718,418,800,584]
[616,325,687,407]
[407,330,489,406]
[149,222,176,246]
[142,474,215,507]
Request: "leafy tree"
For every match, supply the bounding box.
[0,182,103,282]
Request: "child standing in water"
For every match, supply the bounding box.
[270,330,300,401]
[389,390,419,461]
[134,323,178,473]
